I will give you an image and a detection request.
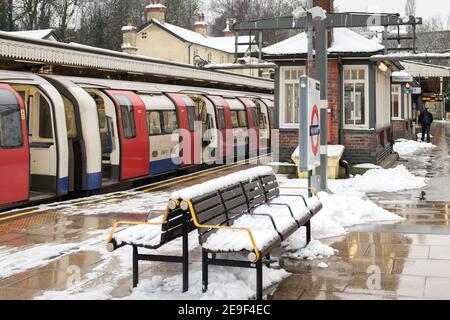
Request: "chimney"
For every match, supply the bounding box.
[194,13,208,37]
[121,18,138,55]
[223,18,236,37]
[145,0,166,23]
[313,0,334,47]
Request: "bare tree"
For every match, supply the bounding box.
[405,0,416,34]
[54,0,79,41]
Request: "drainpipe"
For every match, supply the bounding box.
[188,43,193,64]
[338,55,344,145]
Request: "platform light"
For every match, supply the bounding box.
[378,62,389,72]
[292,6,308,19]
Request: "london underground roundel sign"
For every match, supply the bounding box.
[299,76,321,172]
[310,104,320,157]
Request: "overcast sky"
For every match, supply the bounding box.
[204,0,450,23]
[335,0,449,20]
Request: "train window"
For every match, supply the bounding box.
[62,96,77,139]
[187,106,196,132]
[238,110,248,128]
[260,114,267,130]
[0,89,23,148]
[231,111,239,128]
[217,109,226,130]
[162,111,178,134]
[38,95,53,139]
[116,95,136,139]
[147,111,162,135]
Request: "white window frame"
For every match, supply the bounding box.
[391,84,402,120]
[279,66,305,129]
[343,65,369,129]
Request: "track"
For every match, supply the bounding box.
[0,155,271,223]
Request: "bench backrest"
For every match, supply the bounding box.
[160,207,195,244]
[188,173,281,244]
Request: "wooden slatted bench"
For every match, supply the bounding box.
[106,201,194,292]
[175,166,322,300]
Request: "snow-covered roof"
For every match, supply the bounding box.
[263,28,385,56]
[122,25,137,32]
[146,3,166,9]
[6,29,58,41]
[148,19,253,54]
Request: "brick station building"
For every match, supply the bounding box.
[263,0,404,165]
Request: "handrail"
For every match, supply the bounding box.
[183,199,261,263]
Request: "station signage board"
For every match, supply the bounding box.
[299,75,321,172]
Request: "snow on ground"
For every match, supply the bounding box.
[394,139,436,157]
[58,191,170,216]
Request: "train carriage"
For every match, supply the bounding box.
[0,71,69,208]
[0,72,274,210]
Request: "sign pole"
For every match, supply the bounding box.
[306,0,314,197]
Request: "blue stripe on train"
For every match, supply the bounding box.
[150,158,180,175]
[86,172,102,190]
[58,177,69,195]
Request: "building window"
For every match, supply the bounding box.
[376,68,391,128]
[280,67,305,128]
[392,84,401,119]
[343,66,368,128]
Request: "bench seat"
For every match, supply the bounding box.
[202,214,282,253]
[113,221,163,248]
[270,196,323,215]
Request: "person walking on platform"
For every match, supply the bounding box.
[418,107,434,143]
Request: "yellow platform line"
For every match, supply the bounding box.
[0,161,253,223]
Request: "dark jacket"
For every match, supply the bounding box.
[419,110,434,126]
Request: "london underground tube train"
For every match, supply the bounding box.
[0,70,274,210]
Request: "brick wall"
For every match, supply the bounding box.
[343,128,393,165]
[392,119,414,140]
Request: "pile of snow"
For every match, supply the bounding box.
[394,139,436,156]
[285,240,338,260]
[171,166,274,200]
[347,165,426,193]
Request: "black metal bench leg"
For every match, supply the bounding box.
[265,254,271,268]
[256,260,263,300]
[202,249,209,293]
[306,221,312,245]
[182,213,189,293]
[132,245,139,288]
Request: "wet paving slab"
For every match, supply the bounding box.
[268,123,450,300]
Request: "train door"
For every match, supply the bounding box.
[207,95,233,163]
[238,97,259,158]
[139,94,180,175]
[106,90,149,180]
[166,93,200,167]
[87,89,120,185]
[11,85,61,196]
[0,84,29,206]
[224,98,248,161]
[252,98,270,155]
[188,94,219,164]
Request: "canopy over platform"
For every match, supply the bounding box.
[401,61,450,95]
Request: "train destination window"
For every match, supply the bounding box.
[0,89,23,148]
[231,111,239,128]
[38,95,53,139]
[162,111,178,134]
[147,111,162,135]
[187,106,196,132]
[116,95,136,139]
[217,109,226,130]
[238,110,248,128]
